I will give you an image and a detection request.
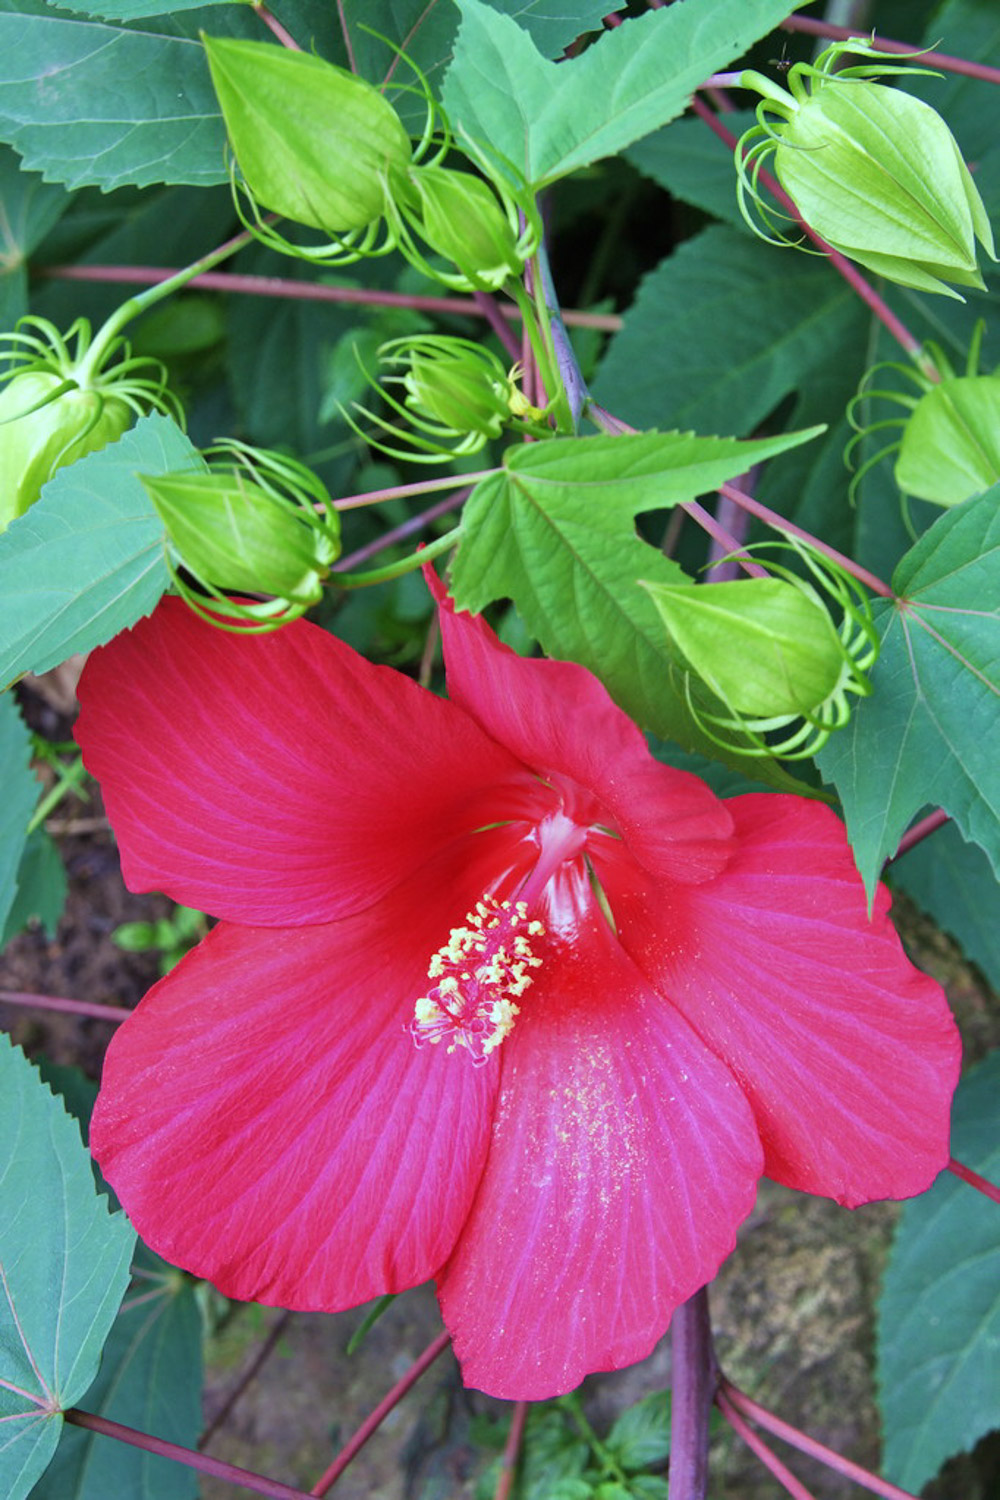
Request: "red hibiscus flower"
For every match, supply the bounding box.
[75,587,960,1401]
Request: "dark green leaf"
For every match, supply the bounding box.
[52,0,228,15]
[0,829,67,946]
[877,1052,1000,1491]
[891,821,1000,993]
[0,144,70,330]
[443,0,801,187]
[625,113,754,233]
[817,490,1000,897]
[0,1035,135,1500]
[606,1390,671,1473]
[451,426,822,786]
[0,414,196,687]
[0,15,226,190]
[0,694,40,940]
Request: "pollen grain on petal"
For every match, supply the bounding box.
[411,895,545,1065]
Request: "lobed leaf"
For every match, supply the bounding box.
[817,488,1000,898]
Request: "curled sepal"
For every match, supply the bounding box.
[389,158,540,292]
[642,542,878,760]
[847,325,1000,510]
[347,335,549,463]
[0,315,179,531]
[142,440,341,632]
[736,37,995,298]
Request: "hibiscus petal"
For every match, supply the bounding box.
[76,598,531,923]
[437,876,763,1400]
[607,795,961,1207]
[429,575,734,884]
[88,835,527,1307]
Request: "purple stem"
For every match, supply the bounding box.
[719,1380,921,1500]
[199,1310,295,1451]
[684,500,769,578]
[474,291,523,361]
[716,1389,819,1500]
[0,989,131,1023]
[333,469,495,512]
[40,266,623,333]
[889,808,951,860]
[668,1287,717,1500]
[252,4,300,49]
[332,489,471,573]
[705,466,759,581]
[335,0,356,73]
[64,1409,315,1500]
[719,484,895,599]
[309,1330,451,1495]
[494,1401,529,1500]
[781,15,1000,86]
[948,1157,1000,1206]
[688,97,931,371]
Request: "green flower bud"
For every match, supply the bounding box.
[738,40,995,297]
[894,376,1000,507]
[0,370,130,531]
[399,339,514,439]
[142,442,340,630]
[203,35,412,236]
[397,164,530,291]
[643,577,845,719]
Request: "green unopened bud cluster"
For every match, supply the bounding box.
[643,542,878,759]
[0,315,177,533]
[143,440,341,630]
[203,35,536,291]
[848,324,1000,510]
[737,38,995,298]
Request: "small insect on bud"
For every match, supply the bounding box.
[737,37,995,297]
[0,315,177,533]
[202,35,413,240]
[141,441,341,631]
[642,545,878,759]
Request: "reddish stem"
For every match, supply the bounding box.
[64,1408,315,1499]
[719,483,895,599]
[669,1288,718,1500]
[0,989,131,1023]
[494,1401,529,1500]
[199,1310,295,1451]
[309,1330,451,1495]
[335,0,356,73]
[252,3,301,49]
[688,96,930,369]
[40,267,623,333]
[684,500,769,578]
[781,15,1000,86]
[333,469,495,512]
[719,1380,921,1500]
[948,1157,1000,1206]
[332,490,471,573]
[474,291,523,361]
[716,1388,819,1500]
[890,808,951,859]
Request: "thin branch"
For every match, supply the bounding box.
[333,469,495,512]
[948,1157,1000,1206]
[474,291,523,361]
[64,1408,316,1499]
[199,1310,295,1451]
[309,1329,451,1495]
[719,1380,921,1500]
[781,15,1000,86]
[719,483,895,599]
[669,1288,718,1500]
[252,3,301,49]
[716,1388,819,1500]
[0,989,132,1024]
[335,0,356,73]
[332,489,471,573]
[685,499,768,578]
[494,1401,529,1500]
[888,808,951,861]
[40,267,624,333]
[688,96,931,371]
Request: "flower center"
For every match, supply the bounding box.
[410,895,545,1065]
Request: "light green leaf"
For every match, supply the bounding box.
[450,425,823,783]
[0,414,197,687]
[0,15,226,190]
[607,1390,671,1473]
[877,1052,1000,1491]
[0,1036,135,1500]
[443,0,802,187]
[891,821,1000,994]
[0,694,38,939]
[816,489,1000,897]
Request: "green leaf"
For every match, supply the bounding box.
[52,0,229,15]
[877,1052,1000,1491]
[816,489,1000,897]
[0,1035,135,1500]
[443,0,801,188]
[0,15,226,190]
[450,426,823,783]
[606,1390,671,1473]
[625,113,755,233]
[0,145,70,331]
[0,694,40,940]
[890,821,1000,995]
[0,413,196,687]
[0,830,67,946]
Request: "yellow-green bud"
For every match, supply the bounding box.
[738,40,995,297]
[402,165,525,290]
[0,370,130,532]
[643,576,846,719]
[203,35,412,234]
[401,342,513,439]
[894,375,1000,507]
